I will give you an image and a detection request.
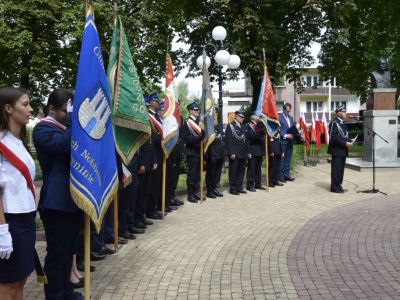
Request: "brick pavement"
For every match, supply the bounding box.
[24,163,400,299]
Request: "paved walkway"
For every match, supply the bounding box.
[24,162,400,299]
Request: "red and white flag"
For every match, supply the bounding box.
[161,54,181,158]
[321,113,330,144]
[314,112,322,149]
[299,112,310,147]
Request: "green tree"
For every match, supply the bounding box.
[317,0,400,99]
[176,80,190,120]
[176,0,322,109]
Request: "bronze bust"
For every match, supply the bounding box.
[369,58,392,88]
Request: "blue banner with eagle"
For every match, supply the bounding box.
[70,6,119,233]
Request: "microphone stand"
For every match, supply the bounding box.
[358,123,388,195]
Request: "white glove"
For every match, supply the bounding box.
[66,99,73,113]
[0,224,13,259]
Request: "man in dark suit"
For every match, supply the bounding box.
[225,110,249,195]
[328,105,353,193]
[268,132,284,187]
[181,102,204,202]
[245,114,266,191]
[279,103,296,182]
[205,125,226,198]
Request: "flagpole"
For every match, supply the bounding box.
[303,144,307,166]
[113,193,119,251]
[265,134,269,191]
[200,140,204,203]
[162,155,166,217]
[84,214,90,300]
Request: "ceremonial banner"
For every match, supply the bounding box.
[161,55,181,158]
[199,51,216,152]
[299,112,310,147]
[255,66,280,136]
[314,112,322,149]
[70,7,118,232]
[311,111,317,141]
[321,113,330,144]
[107,16,151,165]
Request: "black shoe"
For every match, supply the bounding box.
[134,221,147,229]
[285,176,295,181]
[164,207,172,213]
[255,186,266,190]
[187,196,198,203]
[147,212,163,220]
[96,245,115,255]
[168,205,179,210]
[177,199,184,205]
[72,291,85,300]
[330,189,344,193]
[90,252,106,261]
[238,190,247,194]
[213,189,224,197]
[206,192,217,198]
[279,178,287,183]
[105,237,128,245]
[247,187,256,192]
[229,190,240,195]
[341,188,348,192]
[142,218,153,225]
[77,262,96,272]
[273,182,284,186]
[128,227,145,234]
[194,193,206,201]
[71,279,84,289]
[269,183,276,188]
[119,231,136,240]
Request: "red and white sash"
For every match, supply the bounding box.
[148,113,163,134]
[187,118,201,136]
[0,142,35,198]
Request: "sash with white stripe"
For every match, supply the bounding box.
[148,113,163,134]
[39,116,66,131]
[187,118,201,136]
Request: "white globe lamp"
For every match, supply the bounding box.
[214,50,230,66]
[196,55,211,69]
[227,54,241,69]
[212,26,227,41]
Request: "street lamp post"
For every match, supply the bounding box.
[196,26,241,127]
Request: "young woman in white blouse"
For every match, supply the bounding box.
[0,87,35,300]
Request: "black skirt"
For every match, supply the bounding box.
[0,212,36,283]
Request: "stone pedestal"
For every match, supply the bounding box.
[363,110,399,162]
[367,88,397,110]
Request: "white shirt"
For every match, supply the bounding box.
[0,131,36,213]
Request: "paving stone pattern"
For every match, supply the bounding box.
[24,163,400,299]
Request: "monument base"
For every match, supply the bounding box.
[367,88,396,110]
[363,110,399,162]
[344,157,400,172]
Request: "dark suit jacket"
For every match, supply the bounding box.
[225,121,248,158]
[279,112,295,144]
[138,139,155,173]
[181,117,203,158]
[327,117,349,157]
[33,115,79,212]
[206,127,226,160]
[245,121,265,157]
[268,136,282,155]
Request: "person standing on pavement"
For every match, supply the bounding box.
[33,89,84,300]
[225,110,249,195]
[205,125,225,198]
[245,114,266,191]
[268,131,284,188]
[328,105,353,193]
[0,87,36,300]
[279,103,296,182]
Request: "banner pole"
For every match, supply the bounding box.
[162,155,166,217]
[200,140,204,203]
[84,214,90,300]
[265,134,269,192]
[303,144,307,166]
[113,194,119,251]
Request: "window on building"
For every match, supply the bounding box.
[330,101,347,111]
[313,76,318,87]
[276,101,284,112]
[306,76,312,87]
[306,101,324,112]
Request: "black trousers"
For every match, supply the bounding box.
[120,173,138,232]
[331,155,346,192]
[206,158,224,192]
[149,165,162,212]
[229,158,246,192]
[41,210,82,300]
[186,155,200,194]
[137,172,151,219]
[268,154,282,184]
[246,156,263,188]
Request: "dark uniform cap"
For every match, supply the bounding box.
[149,92,161,103]
[187,102,200,111]
[144,95,150,106]
[335,104,346,113]
[235,110,245,117]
